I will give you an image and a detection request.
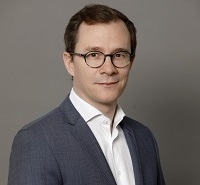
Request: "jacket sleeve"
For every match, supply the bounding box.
[8,127,62,185]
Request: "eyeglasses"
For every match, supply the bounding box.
[70,51,134,68]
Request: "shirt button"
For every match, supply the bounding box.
[103,120,108,124]
[117,170,121,176]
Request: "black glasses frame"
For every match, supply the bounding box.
[70,51,135,68]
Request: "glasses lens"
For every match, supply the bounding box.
[85,51,104,67]
[113,51,131,68]
[84,51,132,68]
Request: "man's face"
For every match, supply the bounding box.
[64,20,133,110]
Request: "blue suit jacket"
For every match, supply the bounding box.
[8,95,165,185]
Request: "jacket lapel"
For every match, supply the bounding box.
[61,96,116,185]
[120,117,144,185]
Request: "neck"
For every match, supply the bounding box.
[73,88,118,120]
[97,103,117,121]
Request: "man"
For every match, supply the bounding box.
[8,4,165,185]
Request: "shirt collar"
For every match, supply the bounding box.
[69,88,125,124]
[69,88,102,122]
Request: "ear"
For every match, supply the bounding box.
[63,52,75,77]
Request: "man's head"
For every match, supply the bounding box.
[63,4,137,114]
[64,4,136,55]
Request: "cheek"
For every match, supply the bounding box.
[121,70,130,82]
[119,71,131,89]
[73,62,86,78]
[73,64,94,85]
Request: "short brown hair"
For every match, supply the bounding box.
[64,4,137,54]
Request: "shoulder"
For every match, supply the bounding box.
[10,96,74,167]
[13,95,75,147]
[20,95,74,134]
[8,108,64,185]
[12,106,62,151]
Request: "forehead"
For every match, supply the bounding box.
[75,21,131,52]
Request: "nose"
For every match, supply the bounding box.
[99,55,118,75]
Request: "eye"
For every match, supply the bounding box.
[86,52,103,60]
[114,52,126,59]
[87,52,100,57]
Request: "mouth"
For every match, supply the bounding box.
[95,81,119,86]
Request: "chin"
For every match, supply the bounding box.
[97,94,120,105]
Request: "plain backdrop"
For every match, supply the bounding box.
[0,0,200,184]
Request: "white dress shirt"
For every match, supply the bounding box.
[69,89,135,185]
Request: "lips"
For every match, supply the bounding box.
[94,77,120,85]
[95,81,119,85]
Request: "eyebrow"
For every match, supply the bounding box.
[85,46,130,53]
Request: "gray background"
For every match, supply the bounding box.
[0,0,199,184]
